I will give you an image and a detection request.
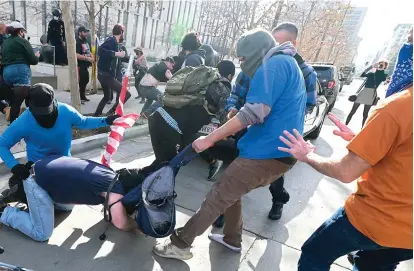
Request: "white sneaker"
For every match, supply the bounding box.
[153,239,193,260]
[208,233,242,253]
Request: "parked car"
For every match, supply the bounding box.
[198,80,329,161]
[310,63,340,111]
[339,64,356,92]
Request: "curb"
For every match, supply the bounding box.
[0,124,149,175]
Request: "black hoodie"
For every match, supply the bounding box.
[183,49,206,68]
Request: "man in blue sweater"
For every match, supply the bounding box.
[0,83,118,205]
[220,22,316,222]
[94,24,131,116]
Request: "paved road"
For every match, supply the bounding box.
[0,80,412,271]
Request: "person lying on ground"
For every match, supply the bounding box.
[141,60,235,180]
[0,155,142,241]
[0,83,119,204]
[152,28,306,260]
[278,86,413,270]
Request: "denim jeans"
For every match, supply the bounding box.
[298,207,413,271]
[0,176,73,241]
[3,64,32,87]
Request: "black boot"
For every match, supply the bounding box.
[268,202,284,220]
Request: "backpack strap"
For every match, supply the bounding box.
[169,144,198,169]
[103,173,120,223]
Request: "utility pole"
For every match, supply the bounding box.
[61,0,81,112]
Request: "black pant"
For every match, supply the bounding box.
[146,111,214,170]
[135,72,145,97]
[78,66,89,100]
[345,102,371,128]
[95,73,131,115]
[269,175,290,204]
[51,41,67,65]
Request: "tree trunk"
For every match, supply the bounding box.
[89,2,98,94]
[61,0,81,112]
[272,0,284,29]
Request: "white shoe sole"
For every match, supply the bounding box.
[208,233,242,253]
[152,247,193,260]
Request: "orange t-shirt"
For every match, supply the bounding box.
[345,87,413,249]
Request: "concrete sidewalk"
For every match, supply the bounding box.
[0,135,411,271]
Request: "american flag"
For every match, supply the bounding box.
[101,55,140,166]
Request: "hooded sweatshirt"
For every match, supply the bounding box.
[236,41,297,127]
[235,31,306,159]
[182,48,206,68]
[236,29,276,78]
[200,44,220,67]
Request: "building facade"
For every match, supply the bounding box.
[0,0,206,59]
[383,23,412,74]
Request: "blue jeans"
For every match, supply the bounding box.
[3,64,32,87]
[0,176,73,241]
[298,207,413,271]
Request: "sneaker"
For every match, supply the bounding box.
[152,240,193,260]
[208,233,242,253]
[208,160,223,180]
[81,97,90,102]
[135,96,141,99]
[140,99,146,104]
[347,252,356,265]
[212,215,225,228]
[268,202,284,220]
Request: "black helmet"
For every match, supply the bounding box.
[52,9,61,17]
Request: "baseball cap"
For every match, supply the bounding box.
[28,83,57,116]
[162,56,175,64]
[78,26,90,33]
[8,21,26,32]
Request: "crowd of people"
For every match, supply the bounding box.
[0,18,412,271]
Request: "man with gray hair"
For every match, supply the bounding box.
[153,28,306,260]
[266,22,318,220]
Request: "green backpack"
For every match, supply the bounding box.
[163,66,220,109]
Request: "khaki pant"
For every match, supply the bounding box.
[171,157,295,248]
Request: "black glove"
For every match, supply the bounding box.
[105,114,121,125]
[11,164,30,180]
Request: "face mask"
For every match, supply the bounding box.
[53,16,59,20]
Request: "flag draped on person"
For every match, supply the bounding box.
[101,55,140,166]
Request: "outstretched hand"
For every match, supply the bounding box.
[278,129,316,162]
[328,113,355,141]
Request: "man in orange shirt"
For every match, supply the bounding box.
[279,87,413,270]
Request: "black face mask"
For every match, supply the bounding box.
[32,105,58,128]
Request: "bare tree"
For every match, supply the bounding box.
[61,0,81,111]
